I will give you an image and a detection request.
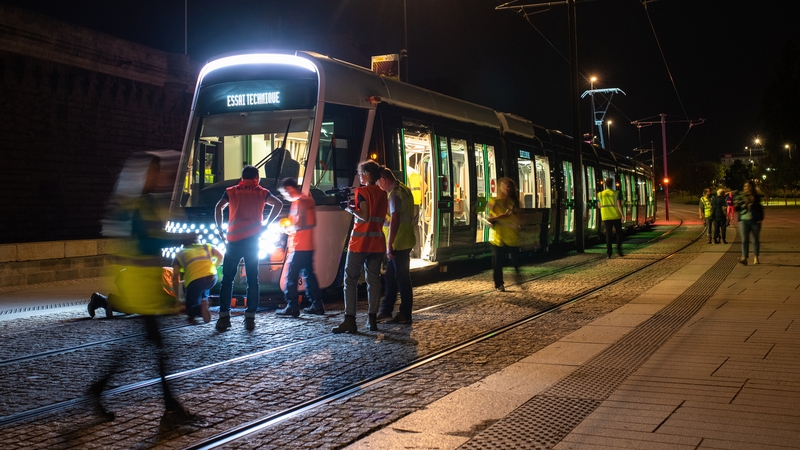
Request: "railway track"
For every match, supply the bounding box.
[0,218,699,447]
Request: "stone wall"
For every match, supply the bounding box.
[0,4,200,287]
[0,239,126,288]
[0,3,198,244]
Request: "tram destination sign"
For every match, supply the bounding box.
[196,80,317,115]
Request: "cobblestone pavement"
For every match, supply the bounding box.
[0,216,706,449]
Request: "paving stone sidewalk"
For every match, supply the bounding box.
[350,208,800,450]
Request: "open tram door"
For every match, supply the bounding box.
[561,160,576,237]
[584,165,598,232]
[399,122,437,269]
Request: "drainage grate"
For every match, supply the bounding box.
[458,244,740,449]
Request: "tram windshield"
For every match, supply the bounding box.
[179,110,314,208]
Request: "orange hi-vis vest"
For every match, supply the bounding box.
[289,194,316,252]
[226,181,270,242]
[348,184,388,253]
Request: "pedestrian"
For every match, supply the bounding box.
[735,180,764,265]
[332,160,388,333]
[725,191,735,225]
[376,167,415,324]
[699,188,713,243]
[598,177,624,259]
[89,151,202,426]
[214,165,283,331]
[275,177,324,317]
[711,188,728,244]
[172,237,223,324]
[487,177,521,291]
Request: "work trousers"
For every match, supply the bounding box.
[380,248,413,318]
[603,219,624,256]
[343,251,382,316]
[219,235,260,319]
[284,250,321,310]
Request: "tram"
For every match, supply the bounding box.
[165,51,656,300]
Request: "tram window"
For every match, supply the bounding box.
[437,136,452,198]
[535,156,550,208]
[450,138,470,226]
[182,112,312,207]
[312,104,368,194]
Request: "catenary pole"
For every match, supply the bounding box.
[568,0,584,251]
[661,113,669,221]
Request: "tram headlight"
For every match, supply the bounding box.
[258,222,284,259]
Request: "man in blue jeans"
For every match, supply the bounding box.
[376,167,416,324]
[214,165,283,331]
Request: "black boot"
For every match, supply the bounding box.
[88,293,107,318]
[216,316,231,332]
[368,313,378,331]
[275,303,300,318]
[332,315,357,334]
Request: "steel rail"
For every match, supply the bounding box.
[184,218,696,449]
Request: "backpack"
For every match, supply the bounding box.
[750,201,764,222]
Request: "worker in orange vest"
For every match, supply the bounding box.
[332,160,388,334]
[275,177,323,317]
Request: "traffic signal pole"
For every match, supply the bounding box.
[660,113,669,221]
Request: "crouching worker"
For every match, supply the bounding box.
[275,178,323,317]
[172,239,223,324]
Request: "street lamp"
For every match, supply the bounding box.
[606,120,612,152]
[785,143,793,159]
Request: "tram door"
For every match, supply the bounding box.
[475,142,498,254]
[585,166,598,231]
[621,173,634,223]
[646,178,655,220]
[431,131,471,261]
[561,161,575,235]
[400,122,435,265]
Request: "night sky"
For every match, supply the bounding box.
[5,0,800,162]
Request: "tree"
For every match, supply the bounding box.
[725,160,756,191]
[758,39,800,195]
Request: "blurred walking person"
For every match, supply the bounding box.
[487,177,521,291]
[735,180,764,265]
[214,165,283,331]
[376,167,415,324]
[275,177,323,317]
[598,177,624,258]
[333,160,388,333]
[89,151,202,426]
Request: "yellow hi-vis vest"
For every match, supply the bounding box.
[176,243,219,286]
[700,196,712,219]
[487,197,519,246]
[383,182,416,251]
[408,170,422,205]
[598,189,622,221]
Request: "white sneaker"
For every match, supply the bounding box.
[753,256,760,265]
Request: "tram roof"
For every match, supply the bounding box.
[198,51,505,131]
[299,51,503,130]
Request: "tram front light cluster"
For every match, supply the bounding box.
[258,222,283,259]
[165,221,220,244]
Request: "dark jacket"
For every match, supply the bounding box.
[710,195,727,221]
